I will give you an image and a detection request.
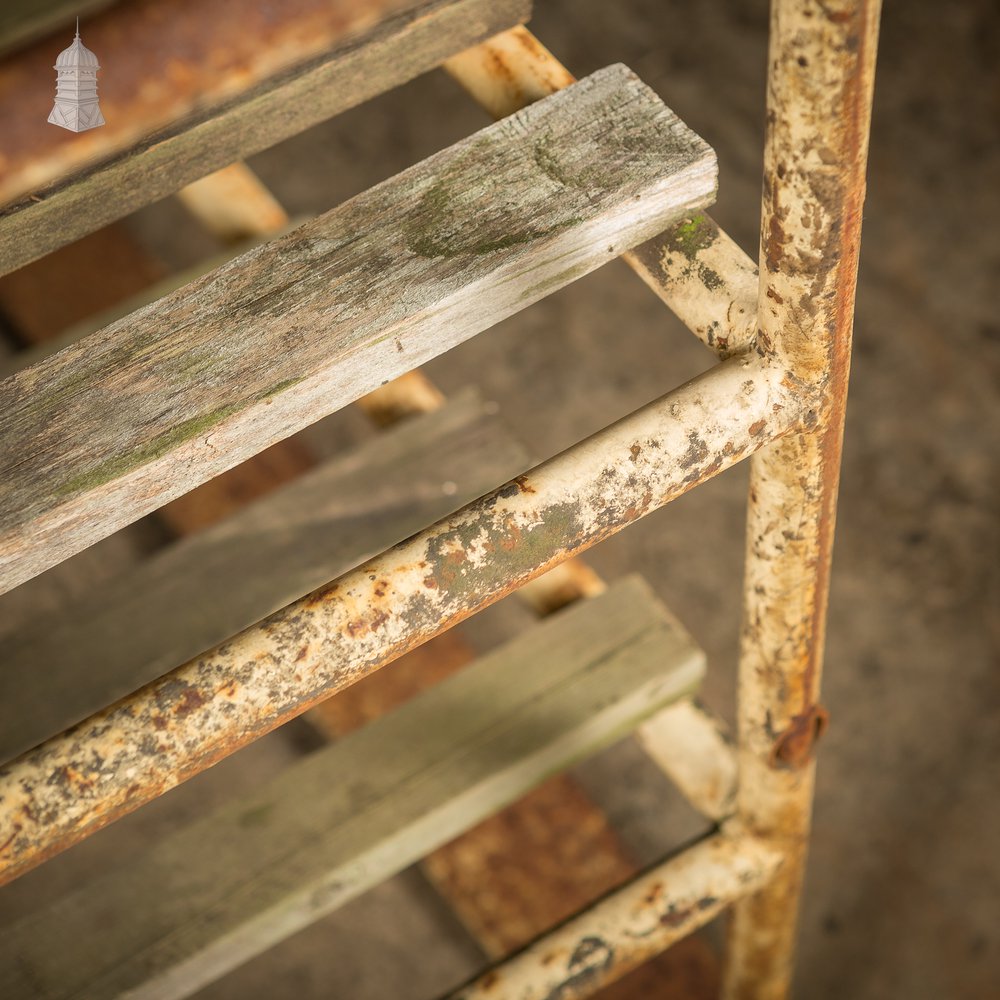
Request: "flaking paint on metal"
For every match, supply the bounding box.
[0,356,801,884]
[725,2,882,997]
[444,27,759,359]
[451,833,784,1000]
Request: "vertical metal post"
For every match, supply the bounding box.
[724,2,881,998]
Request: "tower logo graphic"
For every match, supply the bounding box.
[49,18,105,132]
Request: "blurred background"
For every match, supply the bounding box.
[0,1,997,998]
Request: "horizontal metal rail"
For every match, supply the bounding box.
[448,831,783,999]
[1,578,702,1000]
[444,26,759,356]
[0,353,801,884]
[724,2,882,995]
[637,699,738,821]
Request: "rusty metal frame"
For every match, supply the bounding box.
[0,1,880,997]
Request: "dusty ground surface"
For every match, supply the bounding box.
[1,1,997,998]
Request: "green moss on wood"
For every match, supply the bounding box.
[54,374,306,500]
[664,213,716,261]
[56,404,242,499]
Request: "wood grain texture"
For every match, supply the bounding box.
[0,390,527,762]
[0,578,704,1000]
[0,0,531,276]
[0,63,716,594]
[444,26,758,358]
[309,601,718,999]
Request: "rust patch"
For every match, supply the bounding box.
[660,905,693,928]
[514,27,543,58]
[513,474,536,494]
[679,431,709,470]
[173,685,206,717]
[770,704,829,769]
[295,646,309,662]
[764,212,786,274]
[749,419,767,436]
[0,823,22,854]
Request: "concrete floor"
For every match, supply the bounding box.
[1,1,997,997]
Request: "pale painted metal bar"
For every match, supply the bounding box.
[175,162,290,242]
[444,23,745,829]
[443,26,759,356]
[0,391,528,763]
[449,832,783,1000]
[0,0,532,277]
[0,353,802,885]
[0,64,717,595]
[0,578,702,1000]
[637,699,738,821]
[723,1,882,997]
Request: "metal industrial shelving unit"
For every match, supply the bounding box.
[0,2,880,997]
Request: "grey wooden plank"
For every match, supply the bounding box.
[0,0,530,275]
[0,576,705,1000]
[0,221,308,382]
[0,388,528,763]
[0,63,717,595]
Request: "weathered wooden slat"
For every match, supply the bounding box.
[0,0,530,276]
[0,578,704,1000]
[444,26,759,358]
[0,63,716,594]
[0,389,527,762]
[0,223,306,381]
[307,607,719,1000]
[0,0,431,207]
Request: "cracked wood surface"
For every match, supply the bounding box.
[0,63,717,595]
[0,578,703,1000]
